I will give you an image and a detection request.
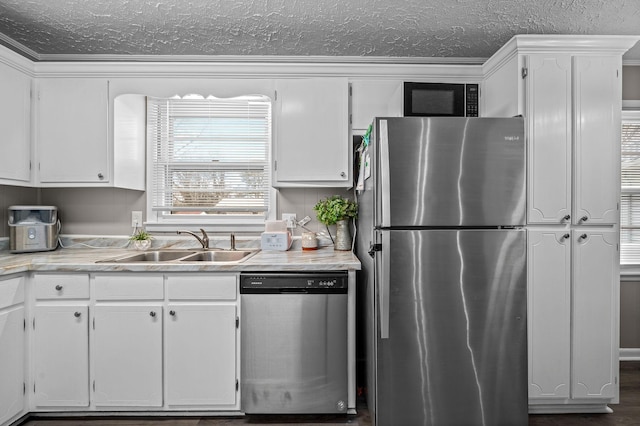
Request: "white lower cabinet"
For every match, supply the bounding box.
[93,304,163,407]
[166,304,237,406]
[93,274,164,407]
[90,273,239,410]
[165,274,239,408]
[34,306,89,407]
[32,273,90,408]
[0,275,25,425]
[528,229,618,407]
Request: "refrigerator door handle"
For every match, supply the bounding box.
[379,231,390,339]
[379,120,391,228]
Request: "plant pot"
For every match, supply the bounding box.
[133,239,151,250]
[335,219,352,251]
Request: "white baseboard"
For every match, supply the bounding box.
[620,348,640,361]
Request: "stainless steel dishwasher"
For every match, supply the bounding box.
[240,272,348,414]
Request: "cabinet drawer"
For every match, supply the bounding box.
[34,274,89,300]
[167,275,237,300]
[0,275,25,309]
[94,274,164,300]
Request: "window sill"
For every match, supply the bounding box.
[145,220,267,234]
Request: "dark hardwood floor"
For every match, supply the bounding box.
[20,362,640,426]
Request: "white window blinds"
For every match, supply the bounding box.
[621,118,640,264]
[147,95,271,219]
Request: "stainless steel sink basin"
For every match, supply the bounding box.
[180,250,257,262]
[97,250,197,263]
[97,249,258,263]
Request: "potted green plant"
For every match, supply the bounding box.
[313,195,358,250]
[130,229,153,250]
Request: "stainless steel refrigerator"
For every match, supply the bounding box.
[356,117,528,426]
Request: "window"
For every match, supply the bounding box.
[146,95,274,231]
[620,110,640,264]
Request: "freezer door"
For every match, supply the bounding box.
[376,117,525,227]
[375,229,527,426]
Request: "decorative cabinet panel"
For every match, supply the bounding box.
[36,78,110,185]
[571,229,618,399]
[572,56,621,226]
[526,54,621,225]
[33,306,89,407]
[0,61,31,185]
[525,54,572,225]
[528,229,619,402]
[527,230,571,399]
[274,78,350,187]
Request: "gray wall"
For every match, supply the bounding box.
[623,66,640,100]
[0,185,39,237]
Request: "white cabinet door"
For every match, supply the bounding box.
[350,80,402,131]
[571,229,618,399]
[94,304,163,407]
[34,305,89,407]
[527,230,571,398]
[274,78,350,186]
[572,56,621,225]
[37,78,109,184]
[166,304,237,406]
[0,62,31,184]
[526,54,572,225]
[0,306,24,425]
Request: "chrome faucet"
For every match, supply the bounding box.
[177,228,210,249]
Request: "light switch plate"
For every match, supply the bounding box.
[131,211,143,227]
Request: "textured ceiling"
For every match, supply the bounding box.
[0,0,639,60]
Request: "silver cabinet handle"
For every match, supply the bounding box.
[579,233,588,241]
[149,311,156,317]
[74,312,81,318]
[561,233,570,240]
[97,172,104,180]
[580,216,588,223]
[55,285,63,291]
[340,172,346,178]
[562,215,571,222]
[169,310,176,316]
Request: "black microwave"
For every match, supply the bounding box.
[404,82,479,117]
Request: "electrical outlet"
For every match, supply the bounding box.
[282,213,297,229]
[131,211,143,227]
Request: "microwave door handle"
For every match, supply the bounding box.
[379,119,391,228]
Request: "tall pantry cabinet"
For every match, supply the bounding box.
[482,36,637,414]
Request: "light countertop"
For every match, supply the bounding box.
[0,239,361,276]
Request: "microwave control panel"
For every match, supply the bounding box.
[465,84,479,117]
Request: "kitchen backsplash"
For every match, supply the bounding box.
[0,185,355,237]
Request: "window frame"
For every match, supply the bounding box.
[144,95,276,233]
[620,109,640,265]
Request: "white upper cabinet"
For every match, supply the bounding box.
[36,78,110,185]
[274,78,350,187]
[525,54,573,225]
[350,80,402,131]
[572,56,621,225]
[525,54,621,225]
[0,61,31,185]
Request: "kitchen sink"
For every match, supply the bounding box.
[97,249,257,264]
[180,250,256,262]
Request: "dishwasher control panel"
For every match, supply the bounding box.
[240,272,348,293]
